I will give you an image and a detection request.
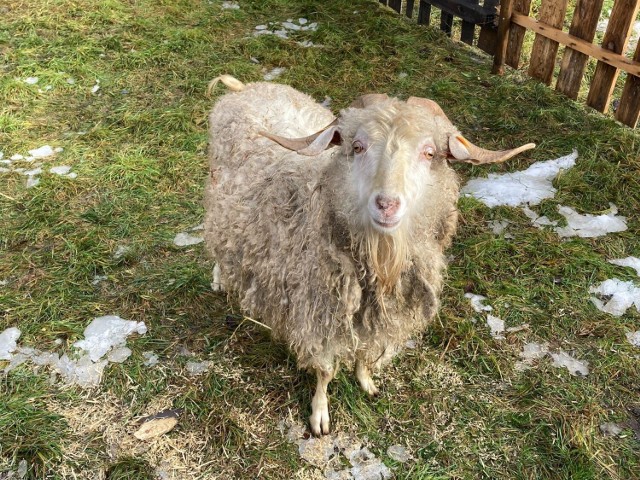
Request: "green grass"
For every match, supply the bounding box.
[1,0,639,478]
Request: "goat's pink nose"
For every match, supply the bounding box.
[375,194,400,216]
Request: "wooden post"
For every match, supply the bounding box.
[555,0,605,100]
[528,0,570,85]
[388,0,402,13]
[441,11,454,36]
[505,0,532,68]
[461,0,479,45]
[616,40,640,128]
[586,0,640,113]
[418,0,432,25]
[406,0,415,18]
[492,0,515,74]
[477,0,500,54]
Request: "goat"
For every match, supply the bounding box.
[204,75,534,435]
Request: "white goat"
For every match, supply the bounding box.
[204,75,534,435]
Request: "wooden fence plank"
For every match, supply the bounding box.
[616,40,640,128]
[477,0,500,54]
[492,0,516,74]
[418,0,432,24]
[511,13,640,77]
[528,0,569,85]
[586,0,640,113]
[441,11,454,36]
[505,0,532,68]
[406,0,416,17]
[461,0,479,44]
[555,0,604,99]
[388,0,402,13]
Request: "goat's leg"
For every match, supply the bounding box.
[309,368,334,436]
[355,358,379,396]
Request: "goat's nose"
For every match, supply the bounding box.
[375,194,400,216]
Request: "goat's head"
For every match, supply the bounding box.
[261,94,535,235]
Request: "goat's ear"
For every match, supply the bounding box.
[447,135,536,165]
[259,122,342,156]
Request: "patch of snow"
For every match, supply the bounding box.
[514,342,549,371]
[113,244,130,259]
[142,351,159,366]
[23,167,42,176]
[488,219,510,235]
[28,145,55,158]
[464,293,493,312]
[91,80,100,94]
[282,21,301,31]
[73,315,147,362]
[92,274,108,285]
[299,18,308,25]
[221,1,240,8]
[26,176,40,188]
[107,346,132,363]
[521,206,557,228]
[0,279,7,287]
[173,232,204,246]
[185,360,212,376]
[17,459,28,478]
[67,78,75,84]
[600,422,623,437]
[10,154,24,161]
[398,72,408,79]
[190,223,205,231]
[550,350,589,376]
[626,331,640,347]
[589,279,640,317]
[0,167,10,173]
[0,327,21,360]
[386,445,412,463]
[24,77,39,84]
[255,24,267,30]
[555,204,627,238]
[50,165,72,175]
[609,257,640,277]
[263,67,286,81]
[486,315,505,340]
[461,150,577,208]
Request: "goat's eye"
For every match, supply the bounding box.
[352,141,365,154]
[422,145,436,160]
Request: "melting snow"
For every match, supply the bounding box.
[487,219,510,235]
[521,206,557,228]
[173,232,204,246]
[221,1,240,8]
[280,421,392,479]
[185,360,212,375]
[555,204,627,238]
[465,293,493,312]
[113,244,131,259]
[589,279,640,317]
[550,351,589,376]
[50,165,71,175]
[0,327,21,360]
[609,257,640,277]
[0,316,146,386]
[143,351,160,366]
[92,274,108,285]
[486,315,505,340]
[263,67,287,81]
[600,422,623,437]
[28,145,56,158]
[386,445,412,463]
[26,176,40,188]
[253,18,318,40]
[626,331,640,347]
[10,154,24,161]
[461,150,577,208]
[24,77,39,84]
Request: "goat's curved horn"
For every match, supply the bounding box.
[448,135,536,165]
[407,96,536,164]
[349,93,390,108]
[259,119,341,156]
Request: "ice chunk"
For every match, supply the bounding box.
[73,315,147,362]
[386,444,412,463]
[555,204,627,238]
[107,346,132,363]
[10,154,24,161]
[626,331,640,347]
[173,232,204,246]
[282,21,301,30]
[26,176,40,188]
[609,257,640,277]
[255,25,268,30]
[521,206,557,228]
[589,279,640,317]
[461,151,577,208]
[56,353,108,386]
[221,1,240,8]
[186,360,211,375]
[28,145,55,158]
[550,350,589,376]
[50,165,72,175]
[263,67,286,81]
[0,327,22,360]
[142,351,159,366]
[487,219,510,234]
[486,315,505,340]
[24,77,39,84]
[299,18,308,24]
[514,342,549,371]
[23,167,42,176]
[464,293,493,312]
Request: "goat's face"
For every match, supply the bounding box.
[341,103,452,234]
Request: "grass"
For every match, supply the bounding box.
[1,0,639,478]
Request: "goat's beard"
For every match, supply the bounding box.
[356,224,409,297]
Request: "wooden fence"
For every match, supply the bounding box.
[381,0,640,128]
[492,0,640,128]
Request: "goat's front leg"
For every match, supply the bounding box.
[309,368,335,436]
[355,359,379,396]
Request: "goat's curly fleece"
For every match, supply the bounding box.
[204,81,459,373]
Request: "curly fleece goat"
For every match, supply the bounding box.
[204,75,534,435]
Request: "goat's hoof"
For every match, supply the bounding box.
[360,378,379,397]
[309,409,330,436]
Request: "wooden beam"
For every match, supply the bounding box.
[555,0,605,100]
[428,0,496,24]
[527,0,569,85]
[586,0,640,112]
[511,13,640,78]
[492,0,515,74]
